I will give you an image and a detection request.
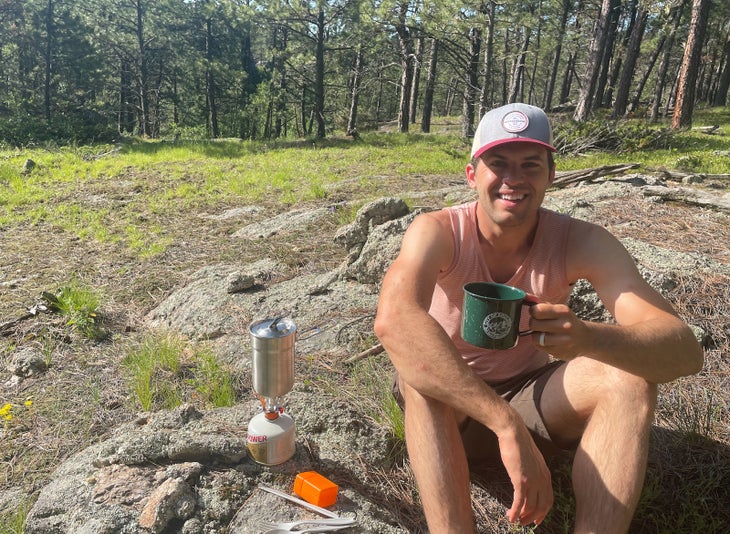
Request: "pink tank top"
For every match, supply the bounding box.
[429,201,573,383]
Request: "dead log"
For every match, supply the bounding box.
[641,186,730,213]
[551,163,641,189]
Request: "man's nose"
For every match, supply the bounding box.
[502,166,523,184]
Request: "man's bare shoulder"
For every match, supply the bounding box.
[397,208,455,272]
[566,217,635,280]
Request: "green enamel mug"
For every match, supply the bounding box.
[461,282,535,350]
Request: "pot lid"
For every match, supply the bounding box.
[250,317,297,338]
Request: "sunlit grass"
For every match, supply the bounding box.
[123,333,238,412]
[1,109,727,260]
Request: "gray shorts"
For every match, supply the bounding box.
[393,360,571,464]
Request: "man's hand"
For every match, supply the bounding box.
[529,303,591,361]
[498,424,554,526]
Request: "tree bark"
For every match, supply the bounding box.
[205,14,219,139]
[421,38,438,133]
[409,36,423,124]
[596,0,622,108]
[612,5,648,118]
[462,27,481,138]
[574,0,613,121]
[346,45,363,136]
[478,0,496,117]
[544,0,570,110]
[314,7,326,138]
[712,33,730,106]
[651,2,685,121]
[395,1,413,133]
[44,0,54,126]
[134,0,150,137]
[672,0,711,129]
[508,25,530,104]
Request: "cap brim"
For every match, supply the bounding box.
[472,138,556,160]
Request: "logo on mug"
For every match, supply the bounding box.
[482,312,512,340]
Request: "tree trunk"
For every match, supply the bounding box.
[395,1,413,133]
[346,45,362,135]
[545,0,571,110]
[612,5,648,118]
[205,15,219,139]
[421,38,438,133]
[44,0,54,126]
[134,0,150,137]
[595,0,622,108]
[314,8,326,139]
[409,36,423,124]
[574,0,613,121]
[672,0,711,129]
[508,27,530,103]
[462,27,481,138]
[479,0,496,117]
[119,57,135,135]
[651,2,684,121]
[713,33,730,106]
[629,33,665,114]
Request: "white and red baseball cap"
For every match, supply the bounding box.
[471,103,555,160]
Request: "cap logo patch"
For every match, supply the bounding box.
[501,111,529,133]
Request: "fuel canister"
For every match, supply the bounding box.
[246,410,296,465]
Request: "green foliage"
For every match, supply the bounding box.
[0,498,31,534]
[123,334,237,412]
[554,118,674,155]
[52,282,103,340]
[192,349,237,408]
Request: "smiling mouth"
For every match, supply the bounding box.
[498,193,526,201]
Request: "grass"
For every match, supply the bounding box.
[122,333,239,412]
[52,281,104,340]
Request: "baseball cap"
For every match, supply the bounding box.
[471,103,555,160]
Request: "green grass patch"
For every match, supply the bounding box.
[123,333,238,412]
[51,282,104,340]
[1,108,728,262]
[0,498,32,534]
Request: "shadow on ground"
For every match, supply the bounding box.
[469,425,729,533]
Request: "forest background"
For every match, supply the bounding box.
[1,0,729,146]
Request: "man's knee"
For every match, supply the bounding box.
[592,364,658,423]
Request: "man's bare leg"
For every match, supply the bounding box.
[400,381,475,533]
[541,358,657,534]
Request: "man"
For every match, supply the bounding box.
[374,103,703,533]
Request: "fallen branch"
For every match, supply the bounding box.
[344,343,384,364]
[642,186,730,213]
[0,313,34,336]
[551,163,641,189]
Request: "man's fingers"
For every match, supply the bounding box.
[507,490,525,523]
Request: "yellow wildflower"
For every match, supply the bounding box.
[24,399,33,409]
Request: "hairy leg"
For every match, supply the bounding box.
[400,380,475,533]
[540,358,657,534]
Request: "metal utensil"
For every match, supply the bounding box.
[264,525,355,534]
[255,517,357,532]
[258,485,341,518]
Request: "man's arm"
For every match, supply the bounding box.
[375,211,553,526]
[532,220,703,383]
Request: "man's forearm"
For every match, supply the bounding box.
[581,318,703,383]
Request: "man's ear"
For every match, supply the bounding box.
[466,162,477,189]
[548,165,556,185]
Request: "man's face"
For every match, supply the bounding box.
[466,142,555,229]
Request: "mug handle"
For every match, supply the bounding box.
[518,294,540,336]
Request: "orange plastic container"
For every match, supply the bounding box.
[293,471,339,507]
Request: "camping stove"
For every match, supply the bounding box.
[246,317,296,465]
